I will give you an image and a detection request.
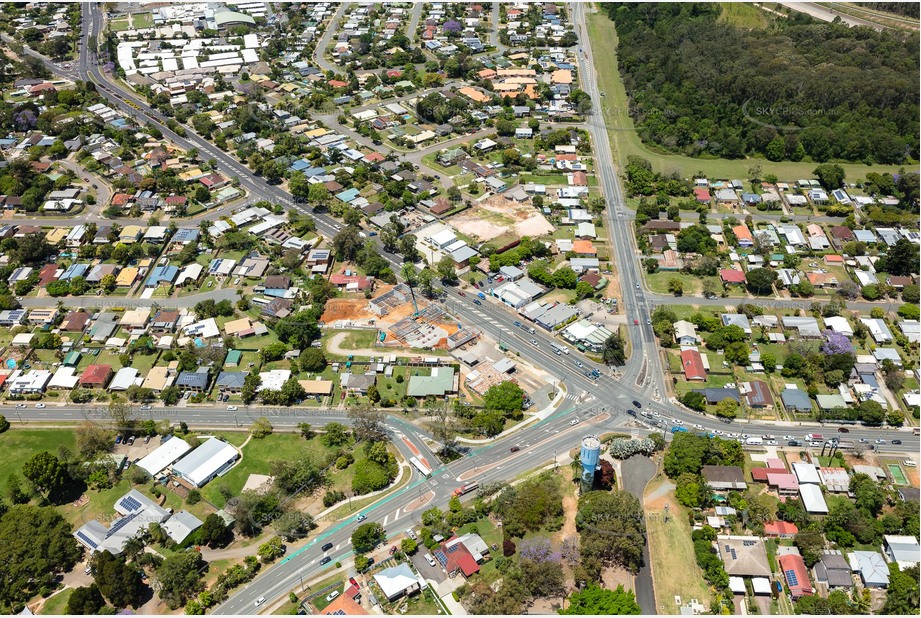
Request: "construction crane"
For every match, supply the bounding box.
[401,263,421,317]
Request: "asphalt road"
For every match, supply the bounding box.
[778,1,890,30]
[620,456,658,615]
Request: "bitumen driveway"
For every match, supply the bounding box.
[620,455,657,615]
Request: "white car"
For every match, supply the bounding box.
[875,439,887,445]
[425,554,437,567]
[569,419,580,426]
[694,424,704,430]
[325,591,340,602]
[530,339,539,346]
[714,430,723,435]
[35,403,46,409]
[255,597,266,607]
[783,435,794,440]
[673,419,683,425]
[406,529,417,541]
[766,440,778,446]
[227,405,238,411]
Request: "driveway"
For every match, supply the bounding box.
[410,550,445,583]
[620,455,657,615]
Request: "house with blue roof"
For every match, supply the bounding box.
[290,159,312,172]
[146,265,178,287]
[172,228,200,244]
[59,263,89,281]
[336,188,360,203]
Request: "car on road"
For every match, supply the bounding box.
[646,318,652,325]
[458,291,465,296]
[766,440,778,445]
[325,591,340,602]
[319,556,332,565]
[893,439,903,445]
[140,405,152,411]
[255,597,266,607]
[227,405,238,411]
[783,435,794,440]
[858,438,869,443]
[837,427,850,433]
[569,419,580,426]
[473,299,482,305]
[633,319,639,325]
[322,542,334,551]
[35,403,45,409]
[406,529,417,541]
[788,440,800,446]
[632,400,642,408]
[714,430,723,435]
[574,361,583,368]
[530,339,538,346]
[635,283,640,289]
[673,419,683,425]
[694,424,704,430]
[356,514,367,523]
[875,439,887,444]
[16,403,26,409]
[510,446,520,453]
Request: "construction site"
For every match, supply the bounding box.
[449,194,555,245]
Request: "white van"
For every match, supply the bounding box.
[425,554,436,567]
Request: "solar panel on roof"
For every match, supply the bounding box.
[76,531,98,549]
[120,495,143,512]
[731,549,737,560]
[785,569,799,586]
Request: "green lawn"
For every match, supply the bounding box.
[201,433,343,508]
[132,12,154,28]
[645,271,713,296]
[718,3,770,28]
[39,588,74,615]
[518,173,569,185]
[0,428,78,494]
[584,11,905,181]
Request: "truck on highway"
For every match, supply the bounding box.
[745,437,764,445]
[453,481,479,497]
[805,433,824,441]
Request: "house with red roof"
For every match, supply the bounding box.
[111,193,133,207]
[328,80,348,88]
[438,539,480,578]
[732,224,754,247]
[720,269,747,285]
[37,263,59,287]
[680,349,707,381]
[199,173,228,190]
[571,240,596,256]
[80,364,113,388]
[763,521,799,538]
[751,468,789,483]
[694,187,711,204]
[329,274,375,291]
[571,171,587,187]
[779,554,813,597]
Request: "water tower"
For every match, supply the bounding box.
[579,435,601,492]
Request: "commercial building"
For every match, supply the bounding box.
[171,438,239,488]
[136,437,192,477]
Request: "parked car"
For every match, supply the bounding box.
[325,591,340,602]
[406,529,417,541]
[143,435,151,444]
[632,400,642,408]
[425,554,437,567]
[389,545,398,555]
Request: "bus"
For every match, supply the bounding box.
[410,457,432,478]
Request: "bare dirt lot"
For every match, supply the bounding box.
[321,297,375,323]
[450,195,555,243]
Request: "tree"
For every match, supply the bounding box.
[745,268,777,295]
[332,226,363,261]
[714,398,738,419]
[680,391,707,411]
[436,256,459,284]
[348,407,388,443]
[483,381,525,417]
[878,239,920,277]
[198,514,231,548]
[22,451,68,497]
[560,584,641,615]
[258,536,285,562]
[576,491,646,577]
[76,421,113,459]
[66,585,106,615]
[273,511,315,542]
[351,522,385,553]
[249,417,273,438]
[794,531,826,568]
[602,331,627,366]
[882,564,920,615]
[813,163,845,190]
[849,473,884,516]
[93,551,146,609]
[0,505,82,611]
[401,538,418,554]
[667,278,684,296]
[299,348,327,373]
[155,551,206,610]
[241,372,261,404]
[161,386,181,406]
[322,422,350,447]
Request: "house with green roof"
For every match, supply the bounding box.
[225,349,242,367]
[63,351,81,367]
[407,367,457,398]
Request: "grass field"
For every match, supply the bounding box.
[39,588,73,615]
[0,428,77,494]
[584,10,905,181]
[645,480,711,613]
[202,433,340,508]
[718,2,770,28]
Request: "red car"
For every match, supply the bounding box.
[349,577,359,588]
[458,291,466,296]
[633,319,639,325]
[389,546,398,555]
